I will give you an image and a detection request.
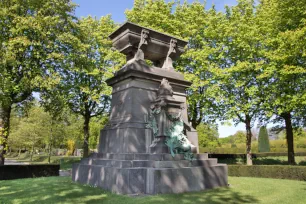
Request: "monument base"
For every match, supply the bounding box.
[72,153,228,195]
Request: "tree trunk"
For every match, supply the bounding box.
[282,112,295,165]
[18,148,21,159]
[0,104,12,165]
[190,103,198,129]
[48,121,53,164]
[30,134,35,162]
[30,144,34,162]
[83,115,90,158]
[245,115,253,165]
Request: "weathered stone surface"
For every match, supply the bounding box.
[72,22,228,195]
[72,154,228,195]
[109,22,187,63]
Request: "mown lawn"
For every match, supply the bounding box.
[0,176,305,204]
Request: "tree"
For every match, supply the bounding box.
[126,1,224,128]
[40,90,66,163]
[208,0,266,165]
[0,0,76,165]
[10,105,49,161]
[277,128,306,140]
[58,16,124,158]
[258,126,270,152]
[89,116,109,150]
[7,109,25,157]
[257,0,306,164]
[63,113,84,155]
[196,123,220,148]
[126,1,266,165]
[233,131,247,144]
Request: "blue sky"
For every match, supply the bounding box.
[71,0,245,137]
[73,0,238,23]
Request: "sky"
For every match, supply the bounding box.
[73,0,238,22]
[71,0,244,138]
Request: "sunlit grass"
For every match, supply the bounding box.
[0,176,306,204]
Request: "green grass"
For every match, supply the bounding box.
[6,153,81,170]
[0,176,305,204]
[218,156,306,165]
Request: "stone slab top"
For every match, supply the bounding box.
[109,22,188,62]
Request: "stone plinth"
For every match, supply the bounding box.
[72,153,227,195]
[98,60,194,154]
[72,22,228,195]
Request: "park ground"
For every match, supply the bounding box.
[5,153,306,169]
[0,176,306,204]
[3,153,306,203]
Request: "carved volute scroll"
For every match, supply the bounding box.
[162,39,177,70]
[134,29,150,61]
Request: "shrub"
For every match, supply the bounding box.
[67,140,76,156]
[231,144,237,148]
[270,140,287,148]
[236,143,245,149]
[296,139,306,148]
[0,165,59,180]
[258,126,270,152]
[221,144,231,148]
[228,165,306,181]
[200,146,306,154]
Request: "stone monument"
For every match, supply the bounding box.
[72,22,228,195]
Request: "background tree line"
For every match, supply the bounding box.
[1,0,305,165]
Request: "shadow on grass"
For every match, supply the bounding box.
[0,177,259,204]
[152,187,259,204]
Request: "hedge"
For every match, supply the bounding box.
[0,165,59,180]
[228,165,306,181]
[208,152,306,159]
[200,147,306,154]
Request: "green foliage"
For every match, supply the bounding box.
[258,126,270,152]
[228,165,306,181]
[10,105,48,150]
[233,131,246,144]
[89,117,108,149]
[0,0,77,163]
[278,128,306,140]
[197,123,220,148]
[56,15,124,157]
[257,0,306,164]
[219,131,246,146]
[7,102,106,154]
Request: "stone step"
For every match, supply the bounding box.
[72,163,228,195]
[81,158,217,168]
[90,153,209,161]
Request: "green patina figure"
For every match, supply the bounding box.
[165,112,194,160]
[146,78,194,160]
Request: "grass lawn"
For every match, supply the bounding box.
[5,153,81,170]
[0,176,305,204]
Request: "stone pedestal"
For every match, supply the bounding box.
[72,22,228,195]
[72,153,227,195]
